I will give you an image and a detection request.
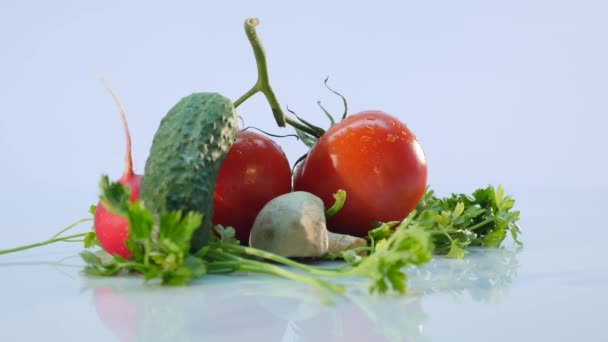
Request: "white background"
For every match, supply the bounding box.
[0,1,606,341]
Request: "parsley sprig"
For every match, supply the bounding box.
[211,215,433,295]
[81,177,206,285]
[0,176,521,300]
[81,176,435,298]
[367,185,522,258]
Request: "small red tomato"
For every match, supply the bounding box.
[294,111,427,237]
[212,130,292,243]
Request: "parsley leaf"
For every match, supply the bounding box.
[81,175,206,285]
[211,225,240,245]
[404,185,521,257]
[81,176,520,300]
[83,232,99,248]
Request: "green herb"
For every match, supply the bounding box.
[81,175,435,298]
[83,176,207,285]
[367,185,522,258]
[0,217,92,255]
[205,208,433,295]
[347,212,433,294]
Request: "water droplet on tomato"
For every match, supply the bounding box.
[366,116,376,121]
[386,134,398,142]
[360,135,372,143]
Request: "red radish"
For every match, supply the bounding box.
[94,78,142,259]
[94,287,138,341]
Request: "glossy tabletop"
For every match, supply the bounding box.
[1,187,606,342]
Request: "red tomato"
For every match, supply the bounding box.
[294,111,427,237]
[212,130,292,243]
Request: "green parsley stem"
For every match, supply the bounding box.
[206,260,240,273]
[143,240,151,267]
[239,261,344,299]
[49,218,92,240]
[212,243,354,278]
[207,248,345,296]
[467,218,495,231]
[0,233,88,255]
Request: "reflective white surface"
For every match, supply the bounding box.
[1,190,606,342]
[1,1,607,341]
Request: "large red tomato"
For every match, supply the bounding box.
[213,130,292,243]
[294,111,427,237]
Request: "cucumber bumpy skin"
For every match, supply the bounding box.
[140,92,238,251]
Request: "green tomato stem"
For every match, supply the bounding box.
[234,18,287,127]
[285,117,323,138]
[235,18,325,139]
[233,84,258,108]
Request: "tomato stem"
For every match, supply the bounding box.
[234,18,287,127]
[323,77,349,120]
[285,117,322,137]
[235,18,328,139]
[286,106,325,136]
[242,126,299,140]
[233,84,258,108]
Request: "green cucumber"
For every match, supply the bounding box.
[140,92,238,251]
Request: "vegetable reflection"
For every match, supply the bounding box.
[84,247,519,341]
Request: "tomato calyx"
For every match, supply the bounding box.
[233,17,348,144]
[242,126,300,141]
[287,78,351,173]
[287,78,351,150]
[318,77,349,123]
[287,106,325,143]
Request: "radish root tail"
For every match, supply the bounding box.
[97,75,133,177]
